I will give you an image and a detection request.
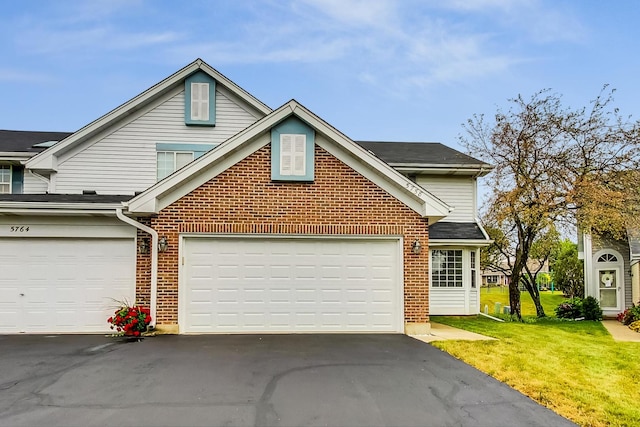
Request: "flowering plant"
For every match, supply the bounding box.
[107,302,152,337]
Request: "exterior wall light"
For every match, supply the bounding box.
[158,237,169,253]
[411,239,422,255]
[138,238,149,254]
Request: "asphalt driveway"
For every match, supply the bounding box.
[0,334,576,427]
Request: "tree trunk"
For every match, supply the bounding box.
[521,278,546,317]
[508,272,522,320]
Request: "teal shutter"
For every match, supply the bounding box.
[12,165,24,194]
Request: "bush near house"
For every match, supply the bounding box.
[554,296,602,320]
[617,302,640,326]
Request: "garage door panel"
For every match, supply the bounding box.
[183,238,402,333]
[0,238,135,333]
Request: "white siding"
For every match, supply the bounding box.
[429,288,467,315]
[54,90,259,195]
[416,176,476,222]
[23,173,48,193]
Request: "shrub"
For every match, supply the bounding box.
[581,296,603,321]
[629,320,640,333]
[555,298,583,319]
[617,303,640,325]
[554,297,602,320]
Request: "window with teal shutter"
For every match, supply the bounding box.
[271,117,315,181]
[185,72,216,126]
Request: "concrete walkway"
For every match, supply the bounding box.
[602,320,640,342]
[411,322,496,343]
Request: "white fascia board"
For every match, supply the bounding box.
[392,165,493,177]
[429,239,492,247]
[290,104,451,220]
[0,152,34,161]
[26,59,273,171]
[127,106,294,214]
[0,204,120,215]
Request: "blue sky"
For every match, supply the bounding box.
[1,0,639,156]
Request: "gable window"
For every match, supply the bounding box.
[431,249,463,287]
[280,134,306,176]
[271,117,315,181]
[0,165,10,194]
[190,82,210,121]
[185,72,216,126]
[157,151,194,180]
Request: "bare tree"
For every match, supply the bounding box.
[463,87,640,319]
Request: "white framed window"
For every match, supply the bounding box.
[279,134,306,176]
[190,82,210,121]
[470,250,477,288]
[157,151,194,180]
[431,249,463,287]
[0,165,11,194]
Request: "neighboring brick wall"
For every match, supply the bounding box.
[138,144,430,326]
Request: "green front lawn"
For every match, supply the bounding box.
[479,287,566,317]
[431,315,640,427]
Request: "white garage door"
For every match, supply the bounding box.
[0,238,135,333]
[182,237,402,333]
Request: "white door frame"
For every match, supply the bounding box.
[592,249,624,311]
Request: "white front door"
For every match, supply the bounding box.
[181,236,403,333]
[0,238,135,333]
[597,268,622,311]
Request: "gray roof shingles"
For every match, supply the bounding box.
[0,130,73,153]
[355,141,488,167]
[429,222,487,240]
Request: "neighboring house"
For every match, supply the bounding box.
[481,270,509,287]
[579,232,640,317]
[480,258,550,287]
[0,59,491,334]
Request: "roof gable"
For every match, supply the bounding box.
[126,100,452,222]
[25,59,272,171]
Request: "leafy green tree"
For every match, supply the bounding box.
[551,240,584,298]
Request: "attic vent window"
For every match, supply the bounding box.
[280,134,306,176]
[597,253,618,263]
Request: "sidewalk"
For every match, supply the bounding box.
[601,320,640,342]
[411,322,496,343]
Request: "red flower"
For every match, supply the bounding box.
[134,331,140,337]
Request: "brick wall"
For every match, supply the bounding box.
[136,143,430,326]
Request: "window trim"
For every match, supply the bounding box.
[0,165,11,194]
[156,151,195,181]
[430,249,464,288]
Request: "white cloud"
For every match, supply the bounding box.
[0,69,52,83]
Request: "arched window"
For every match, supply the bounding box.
[597,253,618,263]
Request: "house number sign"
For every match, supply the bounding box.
[9,226,30,232]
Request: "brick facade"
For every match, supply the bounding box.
[136,143,430,329]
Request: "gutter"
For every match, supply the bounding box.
[115,207,158,329]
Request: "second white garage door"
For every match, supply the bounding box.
[181,237,403,333]
[0,238,135,334]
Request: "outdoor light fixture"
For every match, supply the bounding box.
[411,239,422,255]
[158,237,169,253]
[138,238,149,254]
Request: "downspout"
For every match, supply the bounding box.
[116,207,158,329]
